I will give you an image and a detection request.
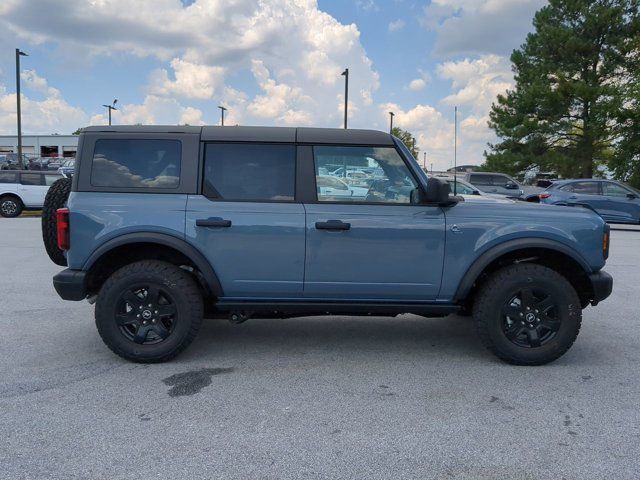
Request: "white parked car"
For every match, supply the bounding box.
[316,175,369,199]
[0,171,63,217]
[441,177,515,204]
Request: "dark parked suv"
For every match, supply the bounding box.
[48,126,612,365]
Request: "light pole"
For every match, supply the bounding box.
[102,99,118,126]
[16,48,28,169]
[389,111,394,134]
[453,105,458,195]
[341,68,349,129]
[218,105,227,126]
[423,152,427,171]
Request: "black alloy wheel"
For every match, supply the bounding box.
[502,287,560,348]
[116,284,177,345]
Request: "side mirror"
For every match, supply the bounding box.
[627,193,637,200]
[505,182,519,190]
[425,177,459,206]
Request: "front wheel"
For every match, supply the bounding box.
[473,264,582,365]
[95,260,204,363]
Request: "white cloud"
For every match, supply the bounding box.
[422,0,546,56]
[89,95,205,127]
[409,78,427,91]
[0,0,381,130]
[388,19,406,33]
[0,78,87,135]
[150,58,226,100]
[437,54,513,115]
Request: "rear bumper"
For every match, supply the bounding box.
[589,270,613,305]
[53,269,87,301]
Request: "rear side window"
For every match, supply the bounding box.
[0,172,17,183]
[203,143,296,201]
[469,174,491,186]
[90,139,181,189]
[560,181,599,195]
[20,173,42,186]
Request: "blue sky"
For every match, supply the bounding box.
[0,0,546,169]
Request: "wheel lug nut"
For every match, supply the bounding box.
[137,314,140,318]
[155,310,158,314]
[148,304,152,307]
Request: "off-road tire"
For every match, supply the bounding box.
[0,196,23,218]
[95,260,204,363]
[473,263,582,366]
[41,177,72,266]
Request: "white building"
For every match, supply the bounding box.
[0,134,79,158]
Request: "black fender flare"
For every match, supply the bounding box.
[453,238,591,302]
[83,232,223,297]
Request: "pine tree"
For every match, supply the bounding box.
[485,0,640,180]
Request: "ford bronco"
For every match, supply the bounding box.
[47,126,612,365]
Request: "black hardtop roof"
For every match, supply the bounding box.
[81,125,394,146]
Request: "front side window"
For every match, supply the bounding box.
[90,139,181,189]
[44,175,62,186]
[449,180,476,195]
[602,182,632,197]
[313,146,418,204]
[203,143,295,201]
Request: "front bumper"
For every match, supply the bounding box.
[53,269,87,301]
[589,270,613,305]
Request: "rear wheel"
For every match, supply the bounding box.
[95,260,204,363]
[0,196,22,218]
[473,263,582,365]
[41,177,72,266]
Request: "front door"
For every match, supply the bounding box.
[304,145,445,301]
[18,173,47,207]
[185,143,305,298]
[600,181,640,224]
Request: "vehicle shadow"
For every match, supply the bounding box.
[183,313,490,364]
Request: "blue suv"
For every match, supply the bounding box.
[540,179,640,224]
[48,126,612,365]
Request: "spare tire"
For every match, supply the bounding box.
[42,177,72,266]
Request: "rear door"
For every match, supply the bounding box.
[185,142,306,298]
[18,173,47,207]
[303,145,445,301]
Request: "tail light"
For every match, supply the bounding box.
[56,208,70,250]
[539,192,551,200]
[603,224,610,260]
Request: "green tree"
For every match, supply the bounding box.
[391,127,420,159]
[485,0,640,179]
[72,128,83,135]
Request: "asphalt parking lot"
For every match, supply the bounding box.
[1,218,639,480]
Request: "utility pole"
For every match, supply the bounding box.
[218,105,227,126]
[102,99,118,126]
[16,48,28,169]
[453,106,458,195]
[423,152,427,171]
[341,68,349,129]
[389,111,394,134]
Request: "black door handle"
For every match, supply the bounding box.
[315,220,351,231]
[196,217,232,228]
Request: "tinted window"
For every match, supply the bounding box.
[560,181,599,195]
[449,180,476,195]
[491,175,511,187]
[0,172,17,183]
[203,143,295,201]
[313,146,417,204]
[602,182,631,197]
[90,139,181,189]
[44,175,62,186]
[469,174,491,186]
[20,173,42,186]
